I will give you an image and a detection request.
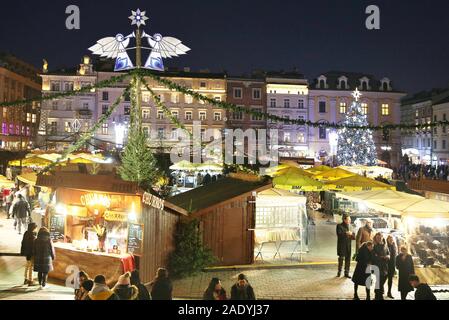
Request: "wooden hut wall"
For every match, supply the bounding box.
[193,195,256,266]
[139,205,180,284]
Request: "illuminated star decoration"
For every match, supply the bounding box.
[352,87,362,102]
[129,9,148,27]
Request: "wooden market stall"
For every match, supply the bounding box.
[168,174,271,266]
[36,172,184,285]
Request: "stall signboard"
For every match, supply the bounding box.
[127,223,144,256]
[50,215,65,241]
[142,192,164,210]
[103,210,128,222]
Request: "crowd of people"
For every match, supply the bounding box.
[399,163,449,181]
[337,214,437,300]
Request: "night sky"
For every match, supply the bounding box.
[1,0,448,94]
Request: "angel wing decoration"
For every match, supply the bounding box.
[143,32,190,71]
[88,33,135,71]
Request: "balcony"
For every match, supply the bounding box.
[76,109,93,119]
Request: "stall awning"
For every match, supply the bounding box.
[314,167,356,181]
[325,175,395,191]
[0,175,15,189]
[17,173,38,186]
[257,188,306,206]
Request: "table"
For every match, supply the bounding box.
[253,228,303,261]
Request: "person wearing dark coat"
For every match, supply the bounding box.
[409,274,437,300]
[12,194,31,235]
[33,227,55,289]
[352,241,374,300]
[396,246,415,300]
[85,275,119,300]
[230,274,256,300]
[386,235,397,299]
[21,222,37,286]
[336,214,355,278]
[150,268,173,300]
[113,272,139,300]
[203,277,227,300]
[130,270,151,300]
[372,232,390,300]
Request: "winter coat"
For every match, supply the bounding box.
[203,288,227,300]
[113,284,139,300]
[336,222,353,257]
[230,283,256,300]
[356,226,374,252]
[151,277,173,300]
[85,284,119,300]
[33,232,55,273]
[12,199,30,219]
[373,242,390,276]
[21,230,37,260]
[387,243,397,277]
[135,283,151,300]
[415,283,437,300]
[396,253,415,293]
[352,243,373,286]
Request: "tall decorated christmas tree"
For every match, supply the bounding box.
[336,88,377,166]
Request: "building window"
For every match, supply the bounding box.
[298,99,304,109]
[32,114,36,123]
[200,82,207,88]
[64,82,74,91]
[102,91,109,101]
[232,111,243,120]
[214,96,221,102]
[65,101,72,111]
[143,109,150,119]
[251,108,262,121]
[101,123,108,135]
[297,132,305,143]
[172,111,179,119]
[214,112,222,121]
[252,88,261,100]
[283,132,290,142]
[26,113,31,122]
[158,128,165,139]
[284,99,290,108]
[415,110,419,118]
[50,81,60,91]
[233,88,242,99]
[200,128,206,140]
[199,111,207,121]
[270,98,276,108]
[124,92,131,102]
[157,110,164,119]
[319,127,326,139]
[171,128,178,140]
[64,122,72,133]
[318,101,326,113]
[50,122,57,134]
[143,127,149,137]
[381,103,389,116]
[122,105,130,116]
[339,102,346,114]
[434,140,437,149]
[52,101,58,110]
[185,111,192,120]
[361,103,368,115]
[185,95,193,104]
[443,140,447,149]
[102,105,108,114]
[171,93,179,103]
[82,102,89,109]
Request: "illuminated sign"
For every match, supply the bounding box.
[142,192,164,210]
[103,210,128,222]
[80,193,111,208]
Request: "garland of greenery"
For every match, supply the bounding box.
[40,83,132,173]
[137,69,449,132]
[0,73,130,108]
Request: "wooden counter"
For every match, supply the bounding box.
[415,267,449,285]
[49,243,134,286]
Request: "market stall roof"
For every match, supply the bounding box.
[169,160,200,171]
[338,165,393,178]
[17,172,38,186]
[325,175,396,191]
[0,175,14,188]
[305,165,333,175]
[257,188,306,206]
[399,199,449,218]
[314,167,356,181]
[273,171,324,191]
[196,161,223,171]
[265,165,314,178]
[168,177,271,213]
[8,152,109,167]
[335,190,423,203]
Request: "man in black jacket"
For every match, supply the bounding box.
[336,214,355,278]
[409,274,437,300]
[230,274,256,300]
[12,194,31,235]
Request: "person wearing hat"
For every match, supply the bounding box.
[355,219,375,253]
[336,213,355,278]
[130,270,151,300]
[230,274,256,300]
[85,275,119,300]
[113,272,139,300]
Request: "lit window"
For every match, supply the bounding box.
[32,114,36,123]
[199,111,207,121]
[171,128,178,140]
[214,96,222,102]
[101,123,108,135]
[64,122,72,133]
[26,113,31,122]
[381,103,389,116]
[297,132,305,143]
[185,95,193,104]
[283,132,291,142]
[361,103,368,115]
[339,102,346,114]
[171,93,179,103]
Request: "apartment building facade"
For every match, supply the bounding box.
[309,71,405,168]
[0,53,41,150]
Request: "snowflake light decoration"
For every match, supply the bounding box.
[129,9,148,27]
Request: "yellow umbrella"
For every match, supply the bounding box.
[17,172,38,186]
[315,167,356,181]
[273,171,324,191]
[325,175,396,191]
[306,165,333,175]
[266,165,314,178]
